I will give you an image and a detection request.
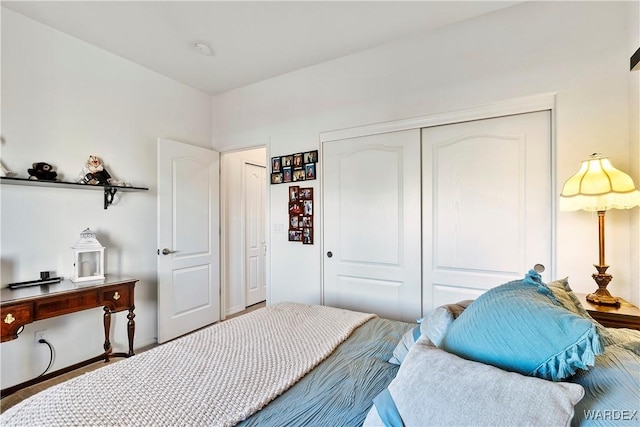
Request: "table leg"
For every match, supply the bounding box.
[127,305,135,356]
[103,307,112,362]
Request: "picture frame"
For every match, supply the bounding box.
[304,163,316,180]
[271,151,318,184]
[288,229,303,242]
[289,201,302,216]
[283,166,292,183]
[303,227,313,244]
[303,200,313,216]
[299,187,313,200]
[271,157,282,173]
[300,215,312,228]
[289,185,299,202]
[293,169,306,182]
[304,150,318,164]
[287,185,313,245]
[271,172,283,184]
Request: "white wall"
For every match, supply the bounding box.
[211,2,640,306]
[1,9,212,388]
[220,147,266,316]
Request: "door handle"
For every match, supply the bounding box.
[159,248,176,255]
[327,251,333,258]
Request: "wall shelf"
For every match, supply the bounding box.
[1,177,149,209]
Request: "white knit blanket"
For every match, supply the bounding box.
[2,302,375,427]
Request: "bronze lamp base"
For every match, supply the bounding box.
[586,265,621,307]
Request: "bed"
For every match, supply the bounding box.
[1,271,638,427]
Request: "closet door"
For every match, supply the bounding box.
[245,163,266,306]
[422,111,552,310]
[323,129,421,321]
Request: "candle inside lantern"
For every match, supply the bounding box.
[81,261,90,277]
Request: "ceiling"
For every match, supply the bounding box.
[2,1,521,96]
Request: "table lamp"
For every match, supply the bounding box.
[560,153,640,306]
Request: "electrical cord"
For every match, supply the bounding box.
[38,338,55,377]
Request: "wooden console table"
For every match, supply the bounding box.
[0,275,137,397]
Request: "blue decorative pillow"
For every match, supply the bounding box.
[440,270,603,381]
[547,277,614,346]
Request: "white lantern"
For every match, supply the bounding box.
[71,228,105,282]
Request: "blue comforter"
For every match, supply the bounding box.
[239,317,412,427]
[571,328,640,426]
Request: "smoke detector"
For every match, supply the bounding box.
[193,41,214,56]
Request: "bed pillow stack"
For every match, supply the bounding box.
[440,269,604,381]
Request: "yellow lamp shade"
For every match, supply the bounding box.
[560,155,640,212]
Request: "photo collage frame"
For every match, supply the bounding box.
[288,186,313,244]
[271,150,318,184]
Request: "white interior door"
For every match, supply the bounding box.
[323,129,422,322]
[245,163,266,306]
[157,138,220,343]
[422,111,552,310]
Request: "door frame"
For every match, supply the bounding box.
[219,146,268,319]
[319,93,558,301]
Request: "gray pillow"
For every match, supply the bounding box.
[366,337,585,427]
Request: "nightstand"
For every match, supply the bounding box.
[576,293,640,330]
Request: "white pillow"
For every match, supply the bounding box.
[388,324,421,365]
[389,300,472,365]
[419,304,456,347]
[368,337,584,427]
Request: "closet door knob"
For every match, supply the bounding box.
[327,251,333,258]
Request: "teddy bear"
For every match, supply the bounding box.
[0,161,13,177]
[27,162,58,181]
[78,155,113,185]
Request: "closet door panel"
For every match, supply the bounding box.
[323,129,421,321]
[422,111,552,310]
